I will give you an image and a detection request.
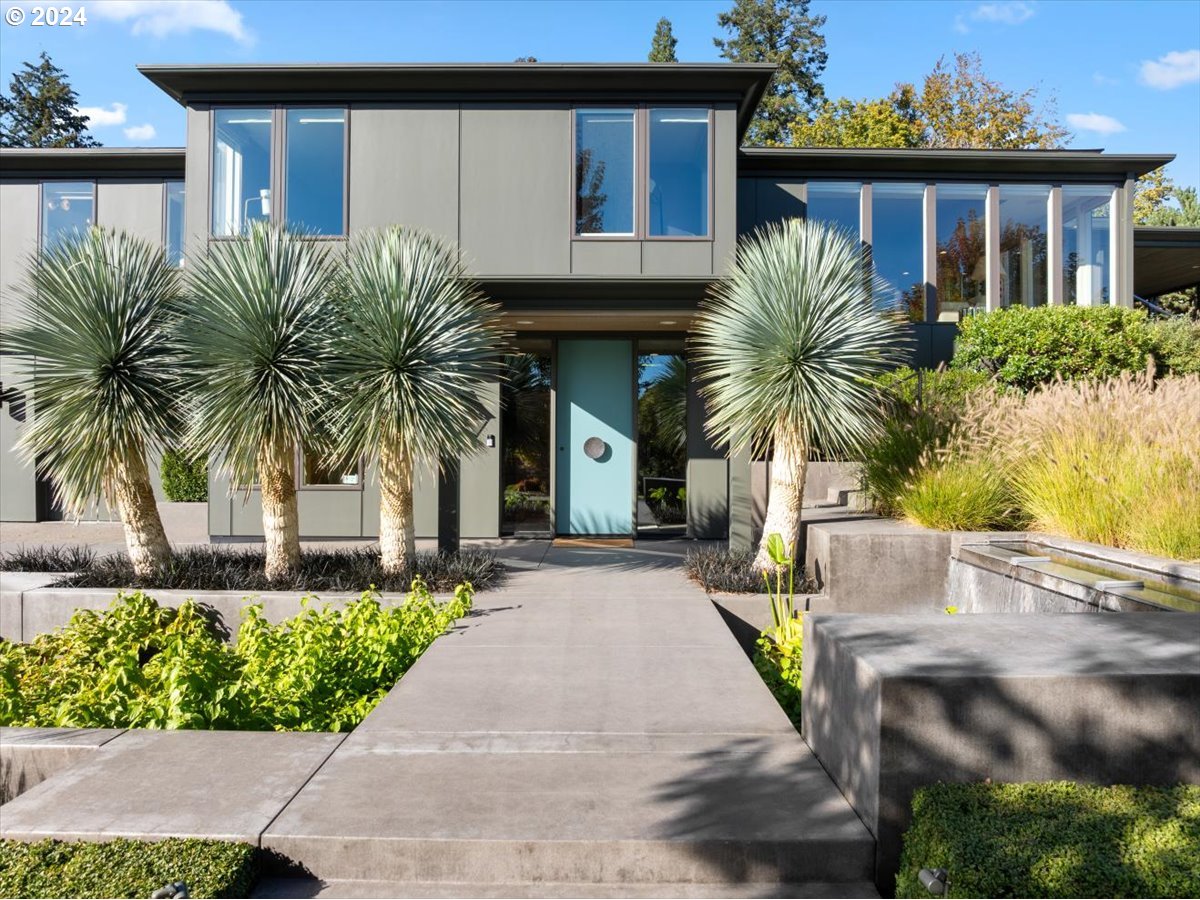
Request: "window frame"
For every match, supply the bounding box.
[297,448,366,491]
[280,105,350,239]
[570,104,714,242]
[162,178,186,268]
[38,179,96,252]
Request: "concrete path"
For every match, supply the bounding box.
[1,543,876,896]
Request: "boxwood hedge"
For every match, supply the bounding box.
[0,838,258,899]
[896,782,1200,898]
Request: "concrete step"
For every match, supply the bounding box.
[252,877,880,898]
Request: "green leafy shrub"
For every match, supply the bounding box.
[0,579,471,732]
[898,458,1024,532]
[896,782,1200,898]
[1149,317,1200,376]
[952,306,1156,390]
[0,838,258,899]
[159,449,208,502]
[753,625,802,729]
[6,545,500,592]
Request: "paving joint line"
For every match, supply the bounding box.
[255,732,350,848]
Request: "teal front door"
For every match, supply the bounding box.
[556,339,634,536]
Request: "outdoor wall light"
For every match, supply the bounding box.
[485,434,496,449]
[918,868,948,895]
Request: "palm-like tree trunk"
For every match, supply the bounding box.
[110,448,171,577]
[754,424,809,571]
[379,440,416,575]
[258,440,301,580]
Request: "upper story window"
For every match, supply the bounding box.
[935,183,988,321]
[285,109,346,236]
[165,180,185,267]
[574,106,711,239]
[648,108,709,237]
[575,108,635,235]
[1062,186,1111,306]
[871,183,925,320]
[212,109,272,237]
[998,184,1050,308]
[806,181,860,237]
[41,181,94,251]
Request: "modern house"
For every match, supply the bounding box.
[0,62,1185,544]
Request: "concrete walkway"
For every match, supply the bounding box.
[1,544,876,896]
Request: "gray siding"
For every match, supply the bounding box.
[459,382,501,539]
[183,105,210,266]
[97,180,164,245]
[711,105,738,274]
[0,181,38,334]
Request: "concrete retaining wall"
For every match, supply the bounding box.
[802,612,1200,894]
[0,727,125,803]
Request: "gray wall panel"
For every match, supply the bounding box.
[349,106,459,240]
[459,106,570,275]
[413,461,438,539]
[96,180,163,245]
[0,356,36,521]
[183,105,210,266]
[0,182,38,334]
[297,490,364,538]
[736,177,757,238]
[458,382,501,538]
[570,240,641,275]
[641,240,712,276]
[712,105,738,275]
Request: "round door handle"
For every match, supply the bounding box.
[583,437,607,460]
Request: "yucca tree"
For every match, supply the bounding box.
[692,218,910,569]
[178,223,336,580]
[3,228,181,575]
[328,227,505,575]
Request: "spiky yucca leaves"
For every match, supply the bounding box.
[329,227,505,574]
[692,219,910,567]
[3,228,180,575]
[178,224,336,580]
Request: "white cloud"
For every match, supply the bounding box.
[88,0,250,43]
[1138,49,1200,90]
[1092,72,1119,87]
[954,1,1035,34]
[1066,112,1127,135]
[123,123,157,141]
[76,102,128,127]
[953,14,969,34]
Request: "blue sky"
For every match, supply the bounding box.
[2,0,1198,188]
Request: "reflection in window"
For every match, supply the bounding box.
[302,450,361,487]
[935,183,988,321]
[1063,186,1111,306]
[501,344,551,535]
[165,180,185,267]
[806,182,861,239]
[41,182,94,250]
[637,345,687,534]
[648,109,709,237]
[212,109,272,237]
[285,109,346,235]
[871,183,925,321]
[999,185,1049,308]
[575,109,635,235]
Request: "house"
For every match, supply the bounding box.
[0,62,1179,543]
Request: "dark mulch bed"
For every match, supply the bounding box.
[685,546,816,594]
[0,545,501,593]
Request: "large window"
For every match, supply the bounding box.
[575,108,635,235]
[1063,186,1112,306]
[998,185,1050,308]
[165,180,185,267]
[935,184,988,321]
[648,109,709,237]
[211,109,272,237]
[285,108,346,236]
[41,182,94,250]
[301,449,361,488]
[806,182,861,238]
[871,183,925,320]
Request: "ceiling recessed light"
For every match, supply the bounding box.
[659,320,677,325]
[516,320,535,325]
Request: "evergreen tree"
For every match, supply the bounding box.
[0,52,99,148]
[714,0,827,146]
[648,18,679,62]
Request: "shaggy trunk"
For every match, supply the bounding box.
[754,424,809,571]
[258,440,301,580]
[379,440,416,576]
[110,448,172,578]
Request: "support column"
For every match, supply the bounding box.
[985,185,1001,311]
[923,184,938,322]
[1047,186,1064,306]
[686,356,729,540]
[458,380,501,538]
[1115,181,1133,307]
[859,182,873,248]
[1077,206,1095,307]
[728,444,753,552]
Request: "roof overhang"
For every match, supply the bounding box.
[0,147,185,179]
[738,147,1174,182]
[1134,227,1200,297]
[138,62,777,140]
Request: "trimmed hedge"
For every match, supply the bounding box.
[896,782,1200,899]
[0,838,258,899]
[160,450,208,502]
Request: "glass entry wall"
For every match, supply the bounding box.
[1063,186,1112,306]
[935,183,988,321]
[501,340,552,535]
[637,340,687,537]
[871,183,925,320]
[998,185,1050,308]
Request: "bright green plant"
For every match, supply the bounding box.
[178,223,337,580]
[753,626,802,729]
[0,838,258,899]
[761,532,798,643]
[692,218,909,567]
[2,228,181,576]
[898,458,1024,532]
[1149,317,1200,376]
[0,579,472,732]
[328,227,505,575]
[896,782,1200,898]
[160,449,207,502]
[952,305,1156,390]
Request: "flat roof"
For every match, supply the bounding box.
[138,62,777,139]
[738,147,1174,181]
[1134,226,1200,297]
[0,147,185,178]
